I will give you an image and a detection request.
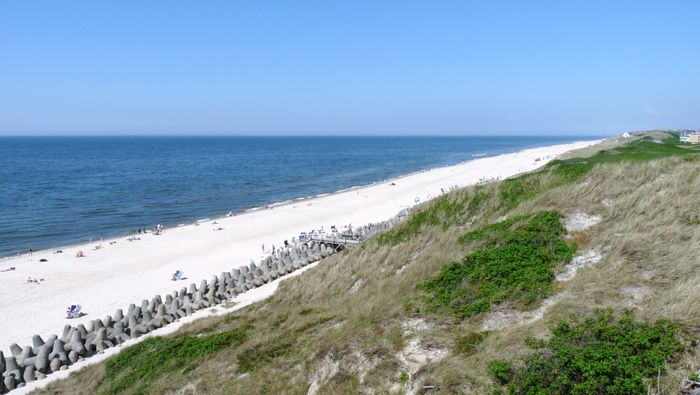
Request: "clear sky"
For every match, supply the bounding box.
[1,1,698,136]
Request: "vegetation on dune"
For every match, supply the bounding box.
[92,313,337,394]
[377,187,489,245]
[381,133,700,246]
[547,133,700,183]
[491,310,684,395]
[237,315,335,373]
[497,134,700,212]
[236,338,295,373]
[100,329,248,394]
[454,332,486,355]
[419,211,576,318]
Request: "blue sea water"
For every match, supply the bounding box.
[0,136,594,257]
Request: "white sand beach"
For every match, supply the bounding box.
[0,140,597,353]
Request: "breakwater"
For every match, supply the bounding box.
[0,216,406,393]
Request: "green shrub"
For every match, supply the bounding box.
[399,371,409,383]
[102,329,248,394]
[420,211,576,318]
[489,360,513,385]
[498,176,543,211]
[492,310,684,394]
[458,214,526,245]
[454,332,485,355]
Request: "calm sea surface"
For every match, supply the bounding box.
[0,136,594,257]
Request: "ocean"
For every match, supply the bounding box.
[0,136,594,257]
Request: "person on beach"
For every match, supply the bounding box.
[66,305,85,319]
[28,248,32,255]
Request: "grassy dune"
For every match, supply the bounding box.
[38,132,700,394]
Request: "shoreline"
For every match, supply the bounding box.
[0,139,599,354]
[0,138,593,261]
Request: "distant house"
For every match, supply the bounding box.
[679,130,699,143]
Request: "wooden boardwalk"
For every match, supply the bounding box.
[308,234,364,246]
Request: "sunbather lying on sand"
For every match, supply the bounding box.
[1,267,16,272]
[66,304,86,319]
[171,270,184,281]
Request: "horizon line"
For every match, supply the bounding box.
[0,133,614,138]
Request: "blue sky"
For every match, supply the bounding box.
[1,1,698,136]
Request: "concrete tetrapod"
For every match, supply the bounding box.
[48,340,68,370]
[22,365,35,384]
[0,352,5,392]
[33,343,50,374]
[109,322,131,345]
[64,329,86,360]
[88,328,114,353]
[2,356,20,391]
[16,347,33,369]
[153,304,174,328]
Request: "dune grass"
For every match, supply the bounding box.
[99,329,248,394]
